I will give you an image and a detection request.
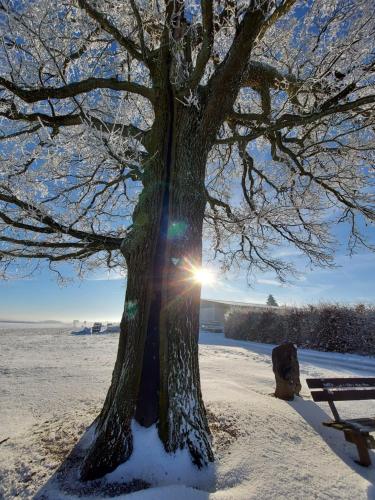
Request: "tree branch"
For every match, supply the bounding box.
[0,191,123,249]
[219,94,375,144]
[0,235,97,249]
[188,0,214,89]
[77,0,145,64]
[0,102,146,140]
[257,0,298,41]
[0,247,98,261]
[0,76,154,103]
[0,124,41,141]
[129,0,148,60]
[203,3,268,137]
[241,60,299,91]
[274,133,375,220]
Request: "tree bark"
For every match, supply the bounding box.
[80,100,213,480]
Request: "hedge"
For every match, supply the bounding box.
[224,304,375,355]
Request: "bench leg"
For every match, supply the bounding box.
[345,431,371,467]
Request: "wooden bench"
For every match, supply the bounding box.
[306,377,375,466]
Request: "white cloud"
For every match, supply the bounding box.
[86,272,126,281]
[272,248,302,258]
[256,278,281,286]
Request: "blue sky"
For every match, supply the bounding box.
[1,184,374,322]
[0,2,374,323]
[0,243,374,323]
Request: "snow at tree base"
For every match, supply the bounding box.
[0,326,374,499]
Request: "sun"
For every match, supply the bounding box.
[191,267,216,285]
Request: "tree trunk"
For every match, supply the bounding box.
[80,102,214,481]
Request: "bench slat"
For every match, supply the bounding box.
[310,388,375,402]
[323,419,375,434]
[306,377,375,389]
[345,418,375,433]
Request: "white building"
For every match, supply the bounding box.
[199,298,269,332]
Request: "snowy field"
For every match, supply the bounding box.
[0,326,375,499]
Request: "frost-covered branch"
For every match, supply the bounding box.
[0,0,374,281]
[77,0,146,64]
[0,76,154,103]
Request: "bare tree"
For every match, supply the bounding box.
[0,0,374,481]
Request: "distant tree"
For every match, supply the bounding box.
[267,294,279,307]
[0,0,375,483]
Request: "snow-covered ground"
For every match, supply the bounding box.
[0,327,374,499]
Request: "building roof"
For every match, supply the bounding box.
[201,298,270,308]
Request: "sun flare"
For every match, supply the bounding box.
[192,267,216,285]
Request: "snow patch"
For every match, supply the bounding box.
[116,484,208,499]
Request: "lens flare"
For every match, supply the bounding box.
[179,258,217,287]
[191,267,216,285]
